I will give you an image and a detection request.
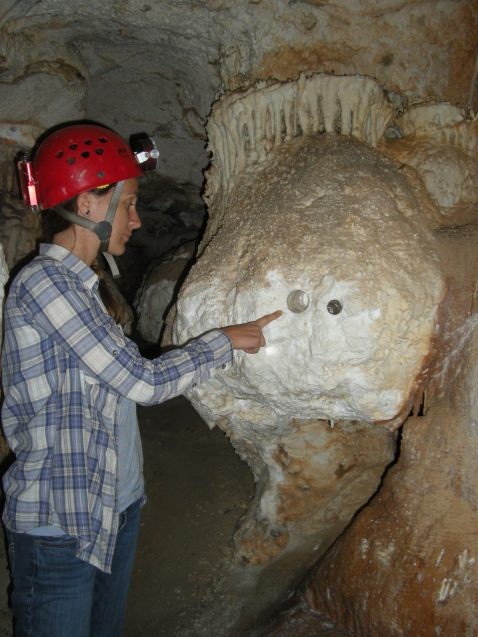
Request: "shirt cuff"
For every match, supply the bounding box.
[199,329,234,370]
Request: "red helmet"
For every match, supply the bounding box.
[31,123,143,210]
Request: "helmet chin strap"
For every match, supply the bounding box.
[101,252,120,278]
[56,181,125,278]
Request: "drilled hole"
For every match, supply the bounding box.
[327,300,342,315]
[95,148,104,155]
[287,290,310,313]
[81,151,90,158]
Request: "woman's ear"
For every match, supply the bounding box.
[77,192,91,217]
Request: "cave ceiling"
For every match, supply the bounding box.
[2,0,477,159]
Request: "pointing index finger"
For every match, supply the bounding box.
[255,310,283,328]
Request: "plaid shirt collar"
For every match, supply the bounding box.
[39,243,98,290]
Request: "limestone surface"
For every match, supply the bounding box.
[177,133,444,428]
[135,242,196,343]
[174,119,445,567]
[170,73,477,634]
[275,223,478,637]
[380,104,478,228]
[304,384,478,636]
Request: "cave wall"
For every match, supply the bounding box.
[0,1,478,635]
[1,1,477,288]
[169,68,478,633]
[303,226,478,636]
[1,1,477,175]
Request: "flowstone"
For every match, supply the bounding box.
[170,73,478,633]
[174,75,444,565]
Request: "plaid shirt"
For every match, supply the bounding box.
[2,243,233,573]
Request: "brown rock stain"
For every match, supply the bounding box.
[273,419,395,525]
[234,525,290,565]
[257,43,357,83]
[303,405,478,636]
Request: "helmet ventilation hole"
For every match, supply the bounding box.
[95,148,104,155]
[81,151,90,158]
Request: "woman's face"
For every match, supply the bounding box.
[108,178,141,255]
[88,177,141,255]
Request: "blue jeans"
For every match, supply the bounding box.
[6,499,141,637]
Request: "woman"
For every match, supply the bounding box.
[2,123,280,637]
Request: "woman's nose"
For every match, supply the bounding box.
[129,206,142,229]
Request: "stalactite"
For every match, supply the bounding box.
[205,73,395,205]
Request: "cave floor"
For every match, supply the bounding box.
[0,396,348,636]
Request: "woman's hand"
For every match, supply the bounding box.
[221,310,282,354]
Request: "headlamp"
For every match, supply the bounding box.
[17,157,40,212]
[129,133,159,172]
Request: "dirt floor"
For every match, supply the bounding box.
[0,396,348,636]
[125,397,347,636]
[125,396,254,635]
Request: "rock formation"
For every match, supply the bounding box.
[174,73,440,559]
[299,116,478,635]
[1,1,477,294]
[135,241,196,344]
[172,73,478,633]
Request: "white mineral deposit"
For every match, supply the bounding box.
[170,73,478,637]
[176,113,445,427]
[173,75,447,572]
